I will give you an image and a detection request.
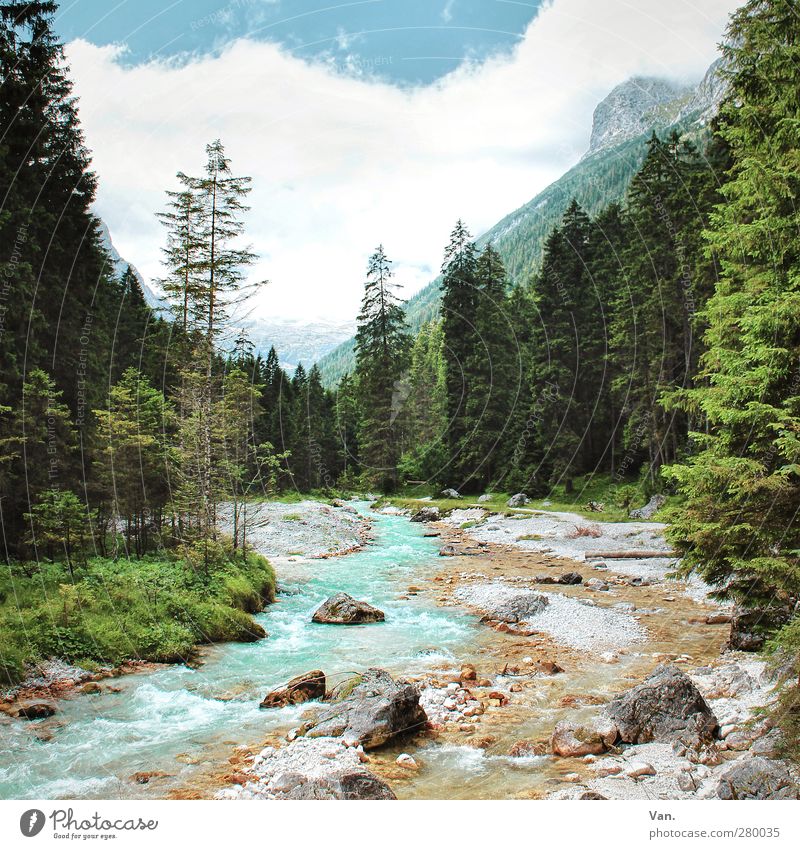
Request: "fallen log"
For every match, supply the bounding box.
[585,549,678,560]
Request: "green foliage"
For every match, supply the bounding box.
[354,245,411,490]
[0,546,275,686]
[665,0,800,624]
[23,489,89,572]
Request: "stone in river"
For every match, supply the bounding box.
[311,592,385,625]
[260,670,327,708]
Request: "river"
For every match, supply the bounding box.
[0,504,483,799]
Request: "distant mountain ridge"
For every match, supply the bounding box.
[317,56,729,385]
[97,221,353,372]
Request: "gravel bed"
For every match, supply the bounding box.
[454,581,646,652]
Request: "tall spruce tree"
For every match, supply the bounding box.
[665,0,800,639]
[439,220,479,486]
[354,245,410,491]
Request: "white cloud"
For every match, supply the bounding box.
[66,0,739,322]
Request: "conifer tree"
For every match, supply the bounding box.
[439,221,479,485]
[354,245,410,490]
[665,0,800,634]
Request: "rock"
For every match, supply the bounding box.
[724,729,755,752]
[460,664,477,681]
[507,493,529,508]
[550,717,618,757]
[14,702,57,720]
[439,545,457,557]
[678,771,700,792]
[559,571,583,585]
[585,578,609,591]
[477,494,493,503]
[486,590,549,623]
[131,771,170,785]
[579,791,608,800]
[305,669,428,750]
[727,605,792,651]
[395,753,418,769]
[563,772,582,782]
[261,670,327,708]
[626,761,656,778]
[535,661,564,675]
[715,757,798,800]
[705,613,732,625]
[606,664,717,744]
[533,575,558,584]
[410,506,440,523]
[508,740,546,757]
[80,682,102,694]
[628,494,667,520]
[440,488,462,499]
[289,769,397,800]
[312,593,385,625]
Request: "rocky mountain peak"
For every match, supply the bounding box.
[586,76,694,156]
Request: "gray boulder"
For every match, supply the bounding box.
[628,494,667,520]
[410,506,441,523]
[715,757,798,800]
[477,494,493,503]
[260,670,326,708]
[305,668,428,750]
[312,593,385,625]
[284,770,396,800]
[507,493,529,508]
[490,590,549,623]
[607,664,717,744]
[440,488,462,499]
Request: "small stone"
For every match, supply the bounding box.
[396,753,418,769]
[563,772,582,783]
[626,761,656,778]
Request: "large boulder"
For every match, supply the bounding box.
[260,670,326,709]
[410,506,441,523]
[440,488,462,499]
[490,590,548,623]
[628,494,667,520]
[606,664,717,744]
[477,494,493,503]
[714,757,798,800]
[312,593,385,625]
[550,717,618,757]
[507,493,529,508]
[304,668,428,750]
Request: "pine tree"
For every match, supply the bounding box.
[665,0,800,633]
[354,245,411,491]
[460,245,518,491]
[439,220,479,485]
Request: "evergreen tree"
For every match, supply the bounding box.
[439,221,479,485]
[354,245,410,491]
[460,245,518,490]
[665,0,800,633]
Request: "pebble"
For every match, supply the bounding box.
[396,753,418,769]
[626,761,656,778]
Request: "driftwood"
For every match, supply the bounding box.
[585,549,677,560]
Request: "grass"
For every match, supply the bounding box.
[384,474,675,523]
[0,543,275,687]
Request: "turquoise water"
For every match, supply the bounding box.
[0,505,480,799]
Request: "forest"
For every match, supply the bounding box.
[0,0,799,714]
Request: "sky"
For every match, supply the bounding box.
[55,0,741,322]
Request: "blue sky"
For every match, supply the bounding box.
[56,0,544,86]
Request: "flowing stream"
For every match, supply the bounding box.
[0,504,485,799]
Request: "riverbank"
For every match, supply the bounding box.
[213,499,797,801]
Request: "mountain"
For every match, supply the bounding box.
[96,219,169,313]
[239,317,356,373]
[97,220,353,372]
[317,57,728,386]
